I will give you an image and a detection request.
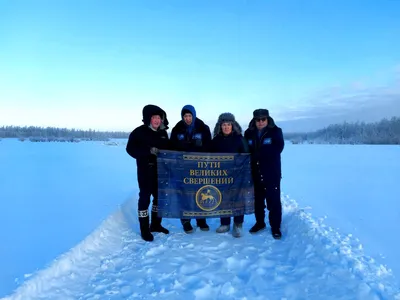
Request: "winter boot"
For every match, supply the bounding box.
[232,223,243,238]
[196,219,210,231]
[249,222,266,234]
[272,228,282,240]
[150,206,169,234]
[216,225,230,233]
[182,221,194,234]
[138,210,154,242]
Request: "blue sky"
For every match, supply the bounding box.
[1,0,400,131]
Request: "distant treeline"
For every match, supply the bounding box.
[0,126,129,141]
[2,117,400,145]
[285,116,400,145]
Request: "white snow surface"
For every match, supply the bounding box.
[0,139,399,300]
[3,195,399,300]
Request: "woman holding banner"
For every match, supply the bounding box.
[210,112,249,238]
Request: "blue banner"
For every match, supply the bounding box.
[157,150,255,218]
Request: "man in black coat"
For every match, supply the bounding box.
[244,109,284,239]
[126,104,170,242]
[170,104,212,233]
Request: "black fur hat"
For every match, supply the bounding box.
[142,104,169,130]
[213,112,242,137]
[248,108,275,129]
[253,109,269,118]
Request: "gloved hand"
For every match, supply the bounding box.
[150,147,159,156]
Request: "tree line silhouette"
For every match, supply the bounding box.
[1,117,399,144]
[0,126,128,141]
[285,116,400,145]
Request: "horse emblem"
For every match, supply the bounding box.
[196,185,222,211]
[201,190,215,202]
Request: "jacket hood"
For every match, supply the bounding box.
[213,112,242,137]
[181,104,196,133]
[142,104,169,130]
[181,104,196,119]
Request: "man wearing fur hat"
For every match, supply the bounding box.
[210,112,249,238]
[244,109,284,239]
[170,104,212,233]
[126,104,170,242]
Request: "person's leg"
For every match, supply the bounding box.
[232,215,244,238]
[249,181,267,233]
[196,218,210,231]
[137,169,153,241]
[149,166,169,234]
[216,217,231,233]
[266,180,282,239]
[266,182,282,238]
[233,215,244,225]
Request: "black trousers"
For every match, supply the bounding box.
[254,179,282,230]
[220,215,244,226]
[137,165,158,213]
[181,218,207,225]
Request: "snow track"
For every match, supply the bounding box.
[3,194,400,300]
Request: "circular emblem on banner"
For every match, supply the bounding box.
[195,185,222,211]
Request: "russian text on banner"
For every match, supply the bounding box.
[157,150,255,218]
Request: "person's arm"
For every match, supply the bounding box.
[239,136,250,153]
[272,127,284,154]
[168,127,178,150]
[208,137,217,153]
[126,128,151,159]
[201,125,212,152]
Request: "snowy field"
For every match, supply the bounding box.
[0,139,399,300]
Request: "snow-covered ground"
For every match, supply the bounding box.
[0,139,399,299]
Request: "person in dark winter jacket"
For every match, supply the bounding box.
[126,104,170,242]
[244,109,284,239]
[210,112,249,238]
[170,104,212,233]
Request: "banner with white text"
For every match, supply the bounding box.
[157,150,255,218]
